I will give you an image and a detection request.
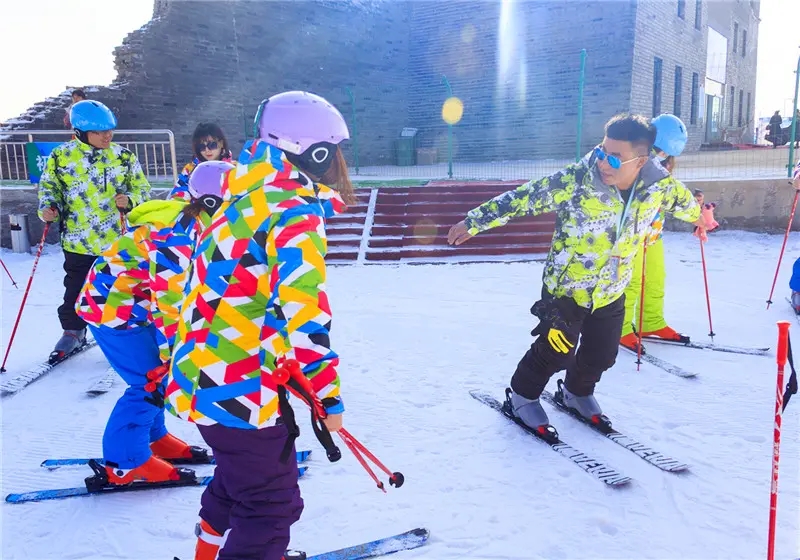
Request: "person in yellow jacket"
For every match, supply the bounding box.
[620,114,703,353]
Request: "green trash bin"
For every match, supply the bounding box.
[395,128,418,166]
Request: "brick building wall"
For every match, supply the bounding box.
[407,0,636,162]
[629,0,709,151]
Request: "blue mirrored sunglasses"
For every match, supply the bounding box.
[594,147,643,170]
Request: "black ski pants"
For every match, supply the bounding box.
[58,250,98,331]
[510,289,625,399]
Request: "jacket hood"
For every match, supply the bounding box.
[128,199,188,227]
[227,140,345,217]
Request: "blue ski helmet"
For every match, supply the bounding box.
[70,100,117,132]
[651,114,688,157]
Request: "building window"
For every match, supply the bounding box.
[694,0,702,29]
[738,89,744,127]
[653,57,663,117]
[733,23,738,52]
[746,92,751,127]
[742,30,747,56]
[678,0,686,18]
[691,72,699,124]
[674,66,683,117]
[729,86,735,126]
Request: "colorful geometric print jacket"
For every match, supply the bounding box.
[464,156,700,311]
[38,139,151,256]
[168,152,234,202]
[75,199,210,362]
[165,140,346,430]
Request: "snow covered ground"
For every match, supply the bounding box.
[1,229,799,560]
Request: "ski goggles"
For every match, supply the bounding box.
[593,147,643,170]
[196,141,219,151]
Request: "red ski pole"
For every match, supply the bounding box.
[1,223,50,373]
[767,320,791,560]
[635,241,648,371]
[0,258,18,288]
[766,191,799,309]
[699,236,715,340]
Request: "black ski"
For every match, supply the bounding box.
[470,389,631,487]
[619,345,697,378]
[540,383,689,473]
[640,336,769,356]
[0,339,98,395]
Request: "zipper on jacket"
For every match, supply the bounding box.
[555,254,576,285]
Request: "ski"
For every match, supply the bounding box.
[540,387,689,473]
[470,390,632,487]
[6,466,308,504]
[306,528,429,560]
[86,366,116,395]
[640,336,769,356]
[619,345,696,378]
[786,298,800,325]
[41,450,312,470]
[0,340,98,395]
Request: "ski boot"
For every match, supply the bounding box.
[792,291,800,315]
[49,328,87,364]
[640,326,690,344]
[620,332,646,354]
[554,379,612,431]
[150,433,210,464]
[84,455,196,492]
[503,388,559,443]
[186,518,307,560]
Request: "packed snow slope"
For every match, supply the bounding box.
[1,230,799,560]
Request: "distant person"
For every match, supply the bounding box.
[768,110,783,148]
[38,100,151,363]
[168,123,233,201]
[794,110,800,149]
[62,89,86,130]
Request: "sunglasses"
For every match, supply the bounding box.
[196,141,219,151]
[593,147,643,170]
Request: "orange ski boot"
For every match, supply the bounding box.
[620,333,646,354]
[194,519,225,560]
[105,455,186,485]
[640,326,689,344]
[151,433,210,464]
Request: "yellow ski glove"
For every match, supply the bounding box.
[547,328,575,354]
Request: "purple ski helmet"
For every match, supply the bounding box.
[255,91,350,155]
[188,160,235,198]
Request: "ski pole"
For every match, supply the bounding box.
[766,191,799,309]
[271,360,405,492]
[0,258,18,288]
[1,223,50,373]
[337,428,405,493]
[699,236,715,340]
[767,320,791,560]
[636,241,648,370]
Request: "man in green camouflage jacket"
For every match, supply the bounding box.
[448,113,704,434]
[38,100,150,363]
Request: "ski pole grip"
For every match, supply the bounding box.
[777,321,791,369]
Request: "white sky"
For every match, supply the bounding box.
[0,0,797,123]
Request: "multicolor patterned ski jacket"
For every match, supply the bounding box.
[166,140,346,430]
[38,139,151,256]
[76,200,210,362]
[168,152,234,202]
[464,155,700,311]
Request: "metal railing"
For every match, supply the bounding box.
[0,129,178,185]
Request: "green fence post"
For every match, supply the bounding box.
[788,52,800,178]
[441,74,454,179]
[575,49,587,163]
[345,87,360,174]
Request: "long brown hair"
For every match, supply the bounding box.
[320,147,356,205]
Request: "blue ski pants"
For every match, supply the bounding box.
[89,324,168,469]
